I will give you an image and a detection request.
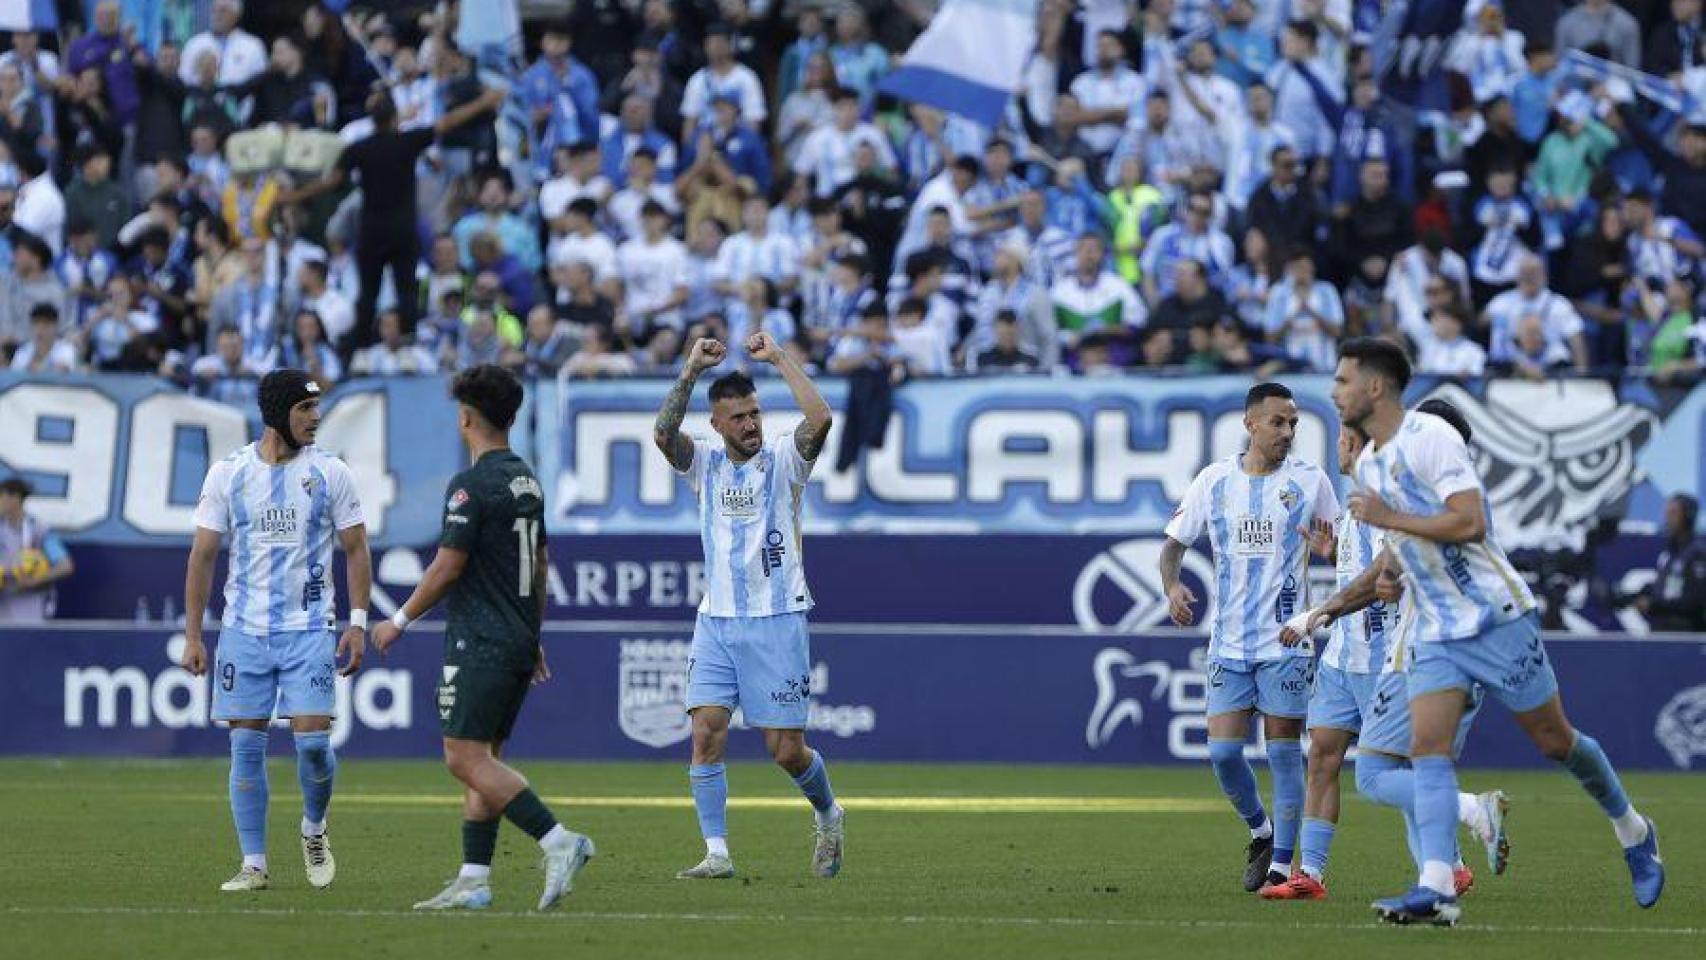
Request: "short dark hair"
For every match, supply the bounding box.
[1245,381,1293,409]
[1339,336,1413,392]
[29,302,57,324]
[896,296,927,317]
[994,308,1018,325]
[952,155,981,177]
[451,363,525,431]
[708,371,756,403]
[1674,493,1700,530]
[567,197,600,219]
[1415,397,1472,443]
[0,476,31,498]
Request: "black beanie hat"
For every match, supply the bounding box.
[257,369,320,448]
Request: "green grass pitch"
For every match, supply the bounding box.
[0,759,1699,959]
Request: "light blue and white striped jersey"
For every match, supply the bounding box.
[1352,412,1535,644]
[1322,513,1394,674]
[680,432,816,619]
[1165,455,1338,661]
[193,443,364,636]
[715,231,800,287]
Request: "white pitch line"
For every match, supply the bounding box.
[1,905,1699,938]
[115,792,1224,814]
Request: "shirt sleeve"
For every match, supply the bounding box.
[1411,418,1483,501]
[1163,466,1214,546]
[326,458,365,530]
[439,475,482,551]
[192,459,233,533]
[775,430,817,484]
[1312,467,1341,526]
[678,438,712,493]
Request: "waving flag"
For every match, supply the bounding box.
[0,0,57,30]
[877,0,1037,129]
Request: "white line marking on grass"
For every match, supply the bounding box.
[3,905,1700,937]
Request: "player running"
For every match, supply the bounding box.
[652,332,843,880]
[181,369,371,892]
[1328,338,1664,925]
[1264,403,1505,902]
[1160,382,1339,892]
[373,365,595,911]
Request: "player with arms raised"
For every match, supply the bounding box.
[181,369,371,892]
[373,364,595,911]
[1159,382,1338,893]
[653,331,843,880]
[1327,338,1663,925]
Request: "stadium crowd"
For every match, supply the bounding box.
[0,0,1705,401]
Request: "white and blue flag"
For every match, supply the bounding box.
[877,0,1037,130]
[0,0,57,30]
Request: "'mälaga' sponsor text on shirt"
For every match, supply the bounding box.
[194,443,364,636]
[1322,512,1394,674]
[1165,454,1339,661]
[1353,411,1535,644]
[679,432,816,618]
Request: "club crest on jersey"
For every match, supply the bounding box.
[300,475,318,497]
[447,488,470,512]
[509,476,543,500]
[1278,485,1300,511]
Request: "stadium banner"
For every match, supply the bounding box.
[0,373,466,548]
[6,625,1705,771]
[56,532,1686,636]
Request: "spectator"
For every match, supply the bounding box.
[829,7,889,107]
[1635,495,1706,632]
[468,233,539,318]
[179,0,267,87]
[1411,306,1489,377]
[185,124,230,205]
[1622,188,1705,291]
[634,325,683,376]
[1106,90,1195,200]
[293,255,355,349]
[0,62,42,164]
[553,260,615,342]
[1646,0,1706,77]
[208,237,279,364]
[190,325,268,404]
[1446,1,1527,104]
[1141,189,1235,304]
[796,88,897,200]
[277,308,342,387]
[1633,275,1701,378]
[1556,0,1642,67]
[1334,158,1412,286]
[1265,19,1338,163]
[1215,0,1276,89]
[9,303,77,372]
[56,218,117,328]
[1226,82,1296,211]
[889,295,951,377]
[0,476,73,623]
[681,23,767,138]
[1168,35,1245,172]
[608,148,679,242]
[131,227,194,347]
[512,304,574,378]
[1619,107,1706,245]
[1245,143,1317,255]
[299,2,377,124]
[1532,92,1615,248]
[287,82,506,344]
[777,51,837,167]
[681,92,772,196]
[1386,230,1473,333]
[13,149,62,254]
[1206,315,1289,376]
[540,142,615,226]
[970,235,1058,371]
[617,201,689,339]
[563,323,638,378]
[0,234,66,345]
[716,194,800,296]
[972,309,1044,375]
[1005,190,1075,287]
[1228,226,1276,331]
[1484,255,1590,374]
[1264,247,1344,372]
[349,307,438,377]
[388,45,437,132]
[602,93,678,188]
[520,22,601,173]
[1051,233,1146,357]
[458,304,508,370]
[1512,42,1562,146]
[87,275,156,371]
[548,197,620,298]
[1327,76,1413,211]
[241,34,331,129]
[778,7,830,107]
[727,278,798,360]
[1070,30,1146,158]
[453,170,540,273]
[65,0,138,125]
[827,305,897,376]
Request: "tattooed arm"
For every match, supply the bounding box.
[745,331,833,462]
[654,337,724,471]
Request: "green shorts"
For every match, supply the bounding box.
[437,663,532,743]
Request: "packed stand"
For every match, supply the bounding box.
[2,0,1705,393]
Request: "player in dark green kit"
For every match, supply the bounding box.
[373,364,594,912]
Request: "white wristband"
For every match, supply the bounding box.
[349,609,368,630]
[391,609,413,631]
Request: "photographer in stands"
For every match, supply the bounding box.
[1636,494,1705,633]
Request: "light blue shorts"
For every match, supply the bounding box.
[1360,669,1485,758]
[1408,612,1558,714]
[1207,656,1313,719]
[686,612,811,729]
[1307,663,1379,733]
[211,629,336,721]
